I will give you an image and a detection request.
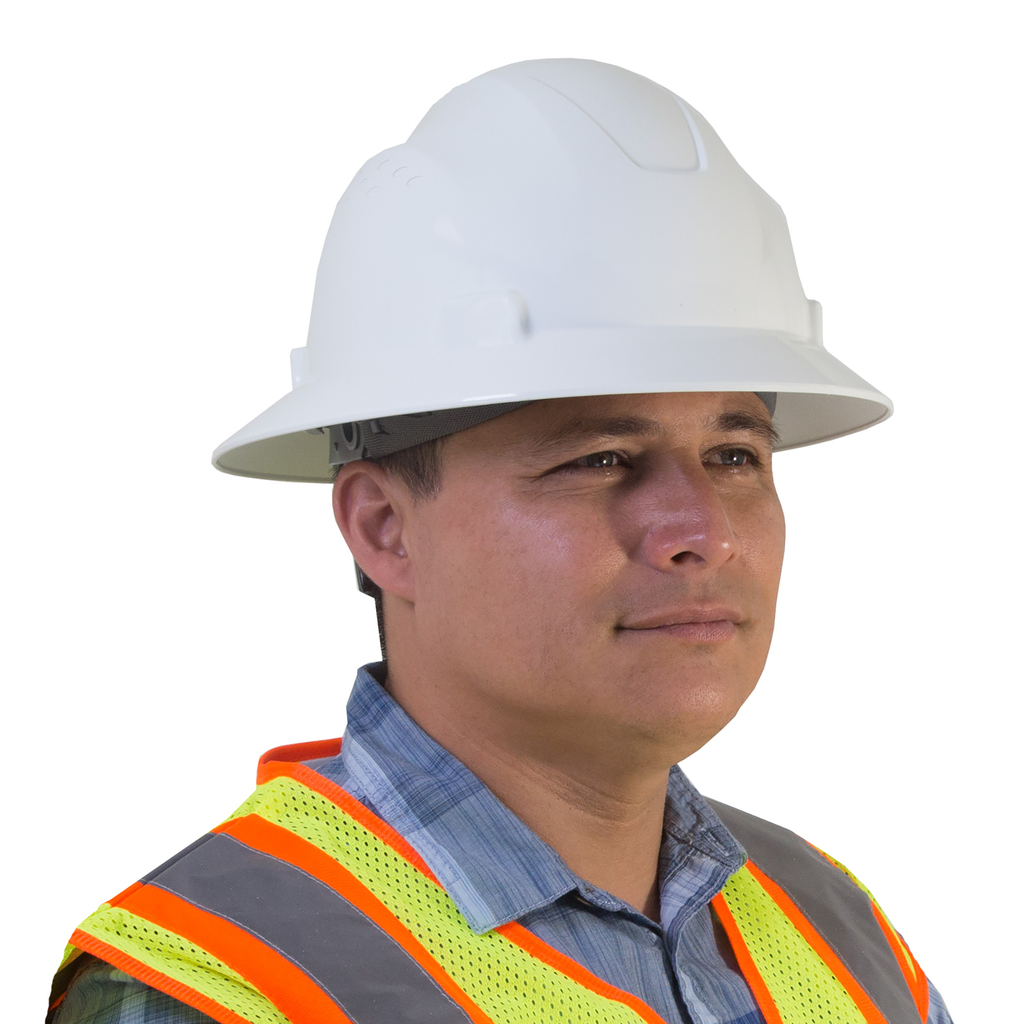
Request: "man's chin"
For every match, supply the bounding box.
[606,668,758,749]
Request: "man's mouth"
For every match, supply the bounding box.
[617,607,741,642]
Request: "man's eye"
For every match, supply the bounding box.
[709,448,757,468]
[580,451,623,469]
[554,450,627,473]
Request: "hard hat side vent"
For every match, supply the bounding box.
[339,154,425,204]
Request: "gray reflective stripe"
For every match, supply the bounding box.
[709,799,922,1024]
[153,832,473,1024]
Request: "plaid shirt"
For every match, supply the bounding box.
[55,665,953,1024]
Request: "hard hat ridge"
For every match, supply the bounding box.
[212,59,892,483]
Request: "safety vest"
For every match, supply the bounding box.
[50,740,930,1024]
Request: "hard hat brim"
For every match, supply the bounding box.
[212,326,892,482]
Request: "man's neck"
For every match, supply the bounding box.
[473,747,669,922]
[384,663,672,922]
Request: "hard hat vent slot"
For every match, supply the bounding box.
[528,63,701,172]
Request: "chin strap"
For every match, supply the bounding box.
[355,562,387,660]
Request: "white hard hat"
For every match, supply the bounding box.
[213,58,891,483]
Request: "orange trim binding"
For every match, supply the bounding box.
[219,812,496,1024]
[745,861,887,1024]
[117,885,354,1024]
[257,738,342,778]
[107,879,143,906]
[68,929,254,1024]
[709,893,786,1024]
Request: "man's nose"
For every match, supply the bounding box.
[635,464,738,571]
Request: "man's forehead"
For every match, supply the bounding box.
[476,392,778,452]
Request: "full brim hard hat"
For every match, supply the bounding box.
[213,60,892,483]
[214,327,889,482]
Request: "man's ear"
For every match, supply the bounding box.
[332,463,415,602]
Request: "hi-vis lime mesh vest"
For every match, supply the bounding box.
[50,740,930,1024]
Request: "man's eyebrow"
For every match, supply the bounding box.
[524,416,664,457]
[710,410,780,448]
[522,408,779,458]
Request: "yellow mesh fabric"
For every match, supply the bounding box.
[228,775,654,1024]
[718,869,869,1024]
[76,904,289,1024]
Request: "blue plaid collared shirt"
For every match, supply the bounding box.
[55,664,953,1024]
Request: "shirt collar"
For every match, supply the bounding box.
[327,664,744,934]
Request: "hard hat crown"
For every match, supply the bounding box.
[214,59,891,482]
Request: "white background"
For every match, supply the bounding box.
[4,2,1019,1020]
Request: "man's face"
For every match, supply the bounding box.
[393,391,785,768]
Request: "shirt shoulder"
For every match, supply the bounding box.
[52,956,217,1024]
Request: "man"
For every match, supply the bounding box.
[48,59,953,1023]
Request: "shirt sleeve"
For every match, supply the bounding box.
[926,977,955,1024]
[52,956,218,1024]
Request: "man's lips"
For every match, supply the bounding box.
[616,607,741,641]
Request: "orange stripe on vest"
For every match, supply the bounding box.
[116,885,354,1024]
[216,812,495,1024]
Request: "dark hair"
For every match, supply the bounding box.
[372,436,447,500]
[331,435,446,499]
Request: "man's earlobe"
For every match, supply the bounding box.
[332,465,414,601]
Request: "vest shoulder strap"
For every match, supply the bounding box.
[52,762,669,1024]
[708,798,929,1024]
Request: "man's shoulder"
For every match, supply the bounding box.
[50,956,218,1024]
